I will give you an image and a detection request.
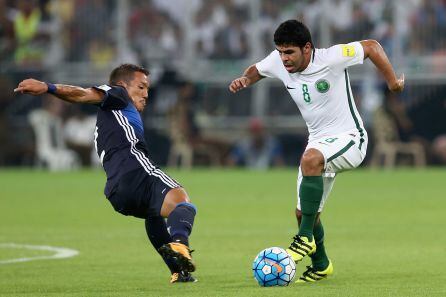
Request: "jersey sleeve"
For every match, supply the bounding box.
[323,41,364,70]
[255,50,282,78]
[93,85,130,110]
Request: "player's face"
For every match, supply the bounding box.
[126,72,150,112]
[276,43,311,73]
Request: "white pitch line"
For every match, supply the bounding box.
[0,243,79,264]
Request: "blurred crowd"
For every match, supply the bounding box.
[2,0,446,65]
[1,0,446,169]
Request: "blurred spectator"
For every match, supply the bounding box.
[343,2,374,42]
[382,89,414,142]
[328,0,353,43]
[0,75,23,165]
[259,0,282,54]
[48,0,78,62]
[371,89,426,167]
[409,88,446,165]
[28,96,79,171]
[409,0,446,55]
[227,118,284,169]
[68,0,113,61]
[129,0,182,62]
[87,36,116,69]
[370,1,395,56]
[0,71,40,166]
[64,106,97,167]
[0,0,14,62]
[168,80,230,168]
[152,0,200,25]
[432,135,446,164]
[296,0,322,47]
[194,1,219,58]
[210,6,249,59]
[193,0,251,59]
[12,0,50,67]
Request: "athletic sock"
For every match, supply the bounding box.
[298,176,323,239]
[166,202,197,246]
[145,216,178,273]
[310,220,330,271]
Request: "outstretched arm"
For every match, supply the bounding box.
[228,64,264,93]
[14,78,103,104]
[360,39,404,93]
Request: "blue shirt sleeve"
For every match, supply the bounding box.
[93,85,130,110]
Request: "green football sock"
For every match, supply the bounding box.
[298,176,323,239]
[310,220,330,271]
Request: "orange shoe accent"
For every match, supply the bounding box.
[159,242,196,272]
[169,242,193,260]
[170,271,198,283]
[170,273,179,283]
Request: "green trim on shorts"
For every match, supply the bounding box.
[327,140,356,163]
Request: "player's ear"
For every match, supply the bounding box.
[116,81,127,88]
[303,42,312,54]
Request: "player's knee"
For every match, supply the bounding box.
[301,149,324,175]
[161,187,193,217]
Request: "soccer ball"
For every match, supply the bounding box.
[252,247,296,287]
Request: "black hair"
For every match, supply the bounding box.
[273,20,313,48]
[109,63,149,85]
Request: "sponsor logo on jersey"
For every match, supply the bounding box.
[342,45,355,57]
[315,79,330,93]
[286,85,296,89]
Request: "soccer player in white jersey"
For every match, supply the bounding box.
[229,20,404,283]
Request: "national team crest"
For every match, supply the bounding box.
[315,79,330,93]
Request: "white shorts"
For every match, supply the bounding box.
[297,130,368,212]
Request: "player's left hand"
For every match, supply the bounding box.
[388,74,405,93]
[14,79,48,95]
[229,76,250,93]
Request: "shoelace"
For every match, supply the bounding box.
[303,266,324,278]
[304,265,316,273]
[290,235,304,249]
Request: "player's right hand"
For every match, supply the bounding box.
[14,79,48,95]
[388,74,405,93]
[229,76,250,93]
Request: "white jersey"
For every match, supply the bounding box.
[256,42,366,142]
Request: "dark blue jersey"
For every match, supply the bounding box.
[93,84,179,197]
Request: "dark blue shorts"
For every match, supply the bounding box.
[107,168,181,219]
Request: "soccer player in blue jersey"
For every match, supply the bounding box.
[15,64,197,283]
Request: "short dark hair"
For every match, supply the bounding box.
[274,20,313,48]
[109,64,149,85]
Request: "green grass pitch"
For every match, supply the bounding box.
[0,168,445,297]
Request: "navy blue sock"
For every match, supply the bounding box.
[145,216,179,273]
[166,202,197,246]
